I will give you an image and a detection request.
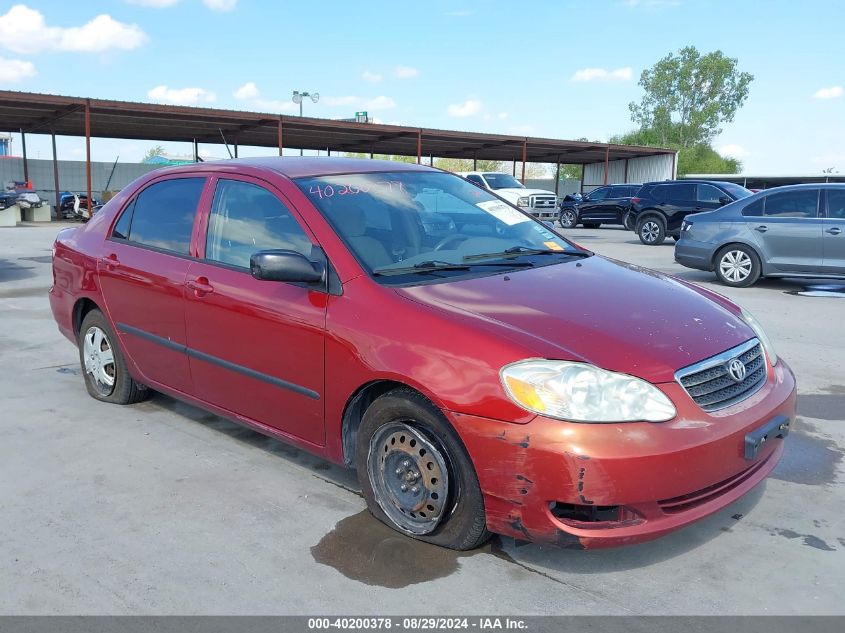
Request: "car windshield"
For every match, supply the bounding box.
[720,182,753,199]
[297,171,587,283]
[482,173,524,190]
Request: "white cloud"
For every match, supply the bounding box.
[148,85,216,105]
[718,144,748,159]
[0,56,36,82]
[812,86,843,100]
[0,5,148,54]
[394,65,419,79]
[202,0,237,10]
[362,70,383,83]
[125,0,180,7]
[448,99,482,117]
[571,67,633,82]
[234,81,260,100]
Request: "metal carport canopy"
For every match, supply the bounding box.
[0,90,672,164]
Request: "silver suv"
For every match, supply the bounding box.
[674,184,845,287]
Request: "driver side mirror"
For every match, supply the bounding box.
[250,250,323,283]
[718,196,732,206]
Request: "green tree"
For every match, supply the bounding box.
[629,46,753,149]
[143,144,166,161]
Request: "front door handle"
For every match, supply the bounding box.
[827,227,842,235]
[186,277,214,296]
[755,225,768,233]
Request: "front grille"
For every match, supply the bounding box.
[531,195,557,209]
[675,339,767,411]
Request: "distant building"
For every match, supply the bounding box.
[142,153,196,166]
[682,173,845,190]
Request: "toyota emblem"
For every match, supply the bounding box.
[726,358,747,382]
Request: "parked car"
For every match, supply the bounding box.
[0,191,16,210]
[59,192,99,219]
[16,191,43,209]
[675,184,845,287]
[50,157,795,550]
[558,184,642,229]
[629,180,753,245]
[459,171,559,222]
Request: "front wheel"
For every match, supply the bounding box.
[637,216,666,245]
[715,244,761,287]
[559,208,578,228]
[356,388,490,550]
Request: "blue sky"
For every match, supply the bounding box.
[2,0,843,173]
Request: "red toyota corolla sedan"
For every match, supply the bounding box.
[50,157,796,550]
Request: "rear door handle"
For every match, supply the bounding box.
[186,277,214,296]
[98,254,119,270]
[827,227,842,235]
[755,225,768,233]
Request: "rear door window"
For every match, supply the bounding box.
[465,175,486,187]
[119,178,205,254]
[667,183,696,202]
[763,189,820,218]
[742,198,765,217]
[588,187,610,201]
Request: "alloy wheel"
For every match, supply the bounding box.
[641,221,660,243]
[560,210,577,228]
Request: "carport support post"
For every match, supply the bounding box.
[521,139,527,183]
[580,164,585,194]
[233,138,238,159]
[603,146,609,185]
[20,129,29,183]
[277,118,284,156]
[192,138,198,163]
[554,156,561,195]
[416,129,422,164]
[473,152,477,171]
[85,100,92,220]
[51,132,60,217]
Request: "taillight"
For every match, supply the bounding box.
[631,197,642,204]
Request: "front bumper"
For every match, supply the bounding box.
[674,237,717,271]
[449,359,796,549]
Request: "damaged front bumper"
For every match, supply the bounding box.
[449,360,796,549]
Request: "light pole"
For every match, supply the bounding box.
[292,90,319,156]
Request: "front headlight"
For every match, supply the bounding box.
[500,359,676,423]
[517,197,530,207]
[741,309,778,365]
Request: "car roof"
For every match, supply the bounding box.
[642,180,731,186]
[151,156,435,180]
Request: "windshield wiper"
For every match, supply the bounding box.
[373,259,533,277]
[463,246,592,262]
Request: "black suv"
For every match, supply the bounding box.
[629,180,753,245]
[559,183,642,229]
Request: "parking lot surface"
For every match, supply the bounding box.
[1,222,843,615]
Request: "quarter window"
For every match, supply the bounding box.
[742,198,765,216]
[121,178,205,254]
[205,179,312,269]
[763,189,820,218]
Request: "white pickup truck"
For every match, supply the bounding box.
[458,171,559,221]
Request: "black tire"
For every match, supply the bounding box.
[583,222,601,229]
[637,215,666,245]
[356,387,491,550]
[559,208,578,229]
[78,309,149,404]
[714,244,761,287]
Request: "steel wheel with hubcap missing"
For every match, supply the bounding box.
[367,421,450,535]
[715,245,761,287]
[82,326,115,396]
[559,209,578,228]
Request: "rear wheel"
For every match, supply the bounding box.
[637,216,666,245]
[78,310,149,404]
[559,209,578,228]
[715,244,761,287]
[356,388,490,550]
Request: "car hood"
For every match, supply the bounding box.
[492,187,556,198]
[396,255,754,383]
